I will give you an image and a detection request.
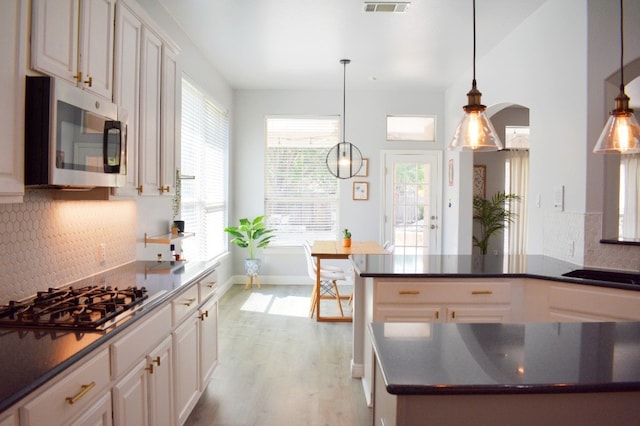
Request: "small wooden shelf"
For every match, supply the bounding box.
[144,232,195,247]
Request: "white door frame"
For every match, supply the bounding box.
[380,150,443,255]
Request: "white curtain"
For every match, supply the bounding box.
[621,154,640,238]
[506,150,529,268]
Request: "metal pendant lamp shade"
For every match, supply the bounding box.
[326,59,363,179]
[593,0,640,154]
[449,0,502,152]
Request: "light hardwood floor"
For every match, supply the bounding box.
[185,284,373,426]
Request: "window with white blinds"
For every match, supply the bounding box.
[180,78,228,260]
[265,117,340,245]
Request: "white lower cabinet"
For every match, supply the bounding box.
[548,282,640,322]
[199,296,219,390]
[69,392,113,426]
[112,336,172,426]
[0,411,18,426]
[148,337,174,426]
[173,313,200,425]
[372,279,513,323]
[20,348,111,425]
[113,359,148,425]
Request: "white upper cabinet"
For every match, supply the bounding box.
[31,0,114,100]
[0,0,27,203]
[113,0,180,197]
[112,2,142,196]
[138,26,163,196]
[160,44,180,197]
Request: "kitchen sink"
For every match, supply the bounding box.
[562,269,640,285]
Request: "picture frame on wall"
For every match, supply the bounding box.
[355,158,368,177]
[353,182,369,200]
[473,165,486,198]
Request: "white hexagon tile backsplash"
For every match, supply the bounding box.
[0,190,136,303]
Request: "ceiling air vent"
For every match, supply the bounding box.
[363,2,410,13]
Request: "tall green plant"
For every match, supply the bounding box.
[472,192,520,255]
[224,215,275,259]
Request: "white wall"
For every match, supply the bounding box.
[444,0,640,269]
[131,0,235,281]
[231,89,445,276]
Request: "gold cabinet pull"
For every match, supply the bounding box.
[451,311,456,319]
[160,185,170,193]
[182,297,196,307]
[435,311,439,320]
[145,364,154,374]
[65,382,95,405]
[152,356,161,366]
[84,75,93,87]
[398,290,420,295]
[206,282,216,288]
[73,71,82,81]
[472,290,493,295]
[137,185,143,194]
[199,310,209,321]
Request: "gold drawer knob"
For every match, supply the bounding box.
[398,290,420,295]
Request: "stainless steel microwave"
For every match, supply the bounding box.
[25,76,127,188]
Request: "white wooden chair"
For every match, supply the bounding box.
[303,242,347,318]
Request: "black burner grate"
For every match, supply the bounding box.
[0,285,148,331]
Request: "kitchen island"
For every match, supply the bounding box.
[370,321,640,425]
[349,254,640,405]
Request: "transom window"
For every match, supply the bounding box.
[265,117,340,245]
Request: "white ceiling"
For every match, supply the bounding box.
[157,0,547,91]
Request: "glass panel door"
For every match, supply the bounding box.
[383,151,441,267]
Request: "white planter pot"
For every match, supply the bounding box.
[244,258,261,276]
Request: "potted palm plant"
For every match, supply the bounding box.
[224,215,275,277]
[472,192,520,255]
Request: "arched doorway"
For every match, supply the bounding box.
[473,104,530,258]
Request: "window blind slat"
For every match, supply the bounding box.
[181,79,228,260]
[265,117,340,245]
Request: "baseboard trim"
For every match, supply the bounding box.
[229,275,313,285]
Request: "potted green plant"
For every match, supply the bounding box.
[472,192,520,255]
[342,228,352,247]
[224,215,275,276]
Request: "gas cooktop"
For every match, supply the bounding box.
[0,285,148,331]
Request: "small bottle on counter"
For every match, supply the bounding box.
[170,244,177,261]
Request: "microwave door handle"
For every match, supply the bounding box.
[103,120,121,174]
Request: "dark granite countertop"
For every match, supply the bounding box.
[353,254,640,292]
[369,321,640,395]
[0,259,219,413]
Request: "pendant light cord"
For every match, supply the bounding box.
[472,0,477,87]
[342,60,347,142]
[619,0,624,91]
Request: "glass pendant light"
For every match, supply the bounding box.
[449,0,503,151]
[593,0,640,154]
[326,59,363,179]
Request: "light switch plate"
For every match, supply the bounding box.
[553,185,564,211]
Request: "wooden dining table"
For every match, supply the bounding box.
[310,240,387,322]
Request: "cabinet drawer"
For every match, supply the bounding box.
[198,269,218,302]
[21,348,110,426]
[375,280,511,304]
[172,285,199,325]
[549,285,640,321]
[111,303,172,377]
